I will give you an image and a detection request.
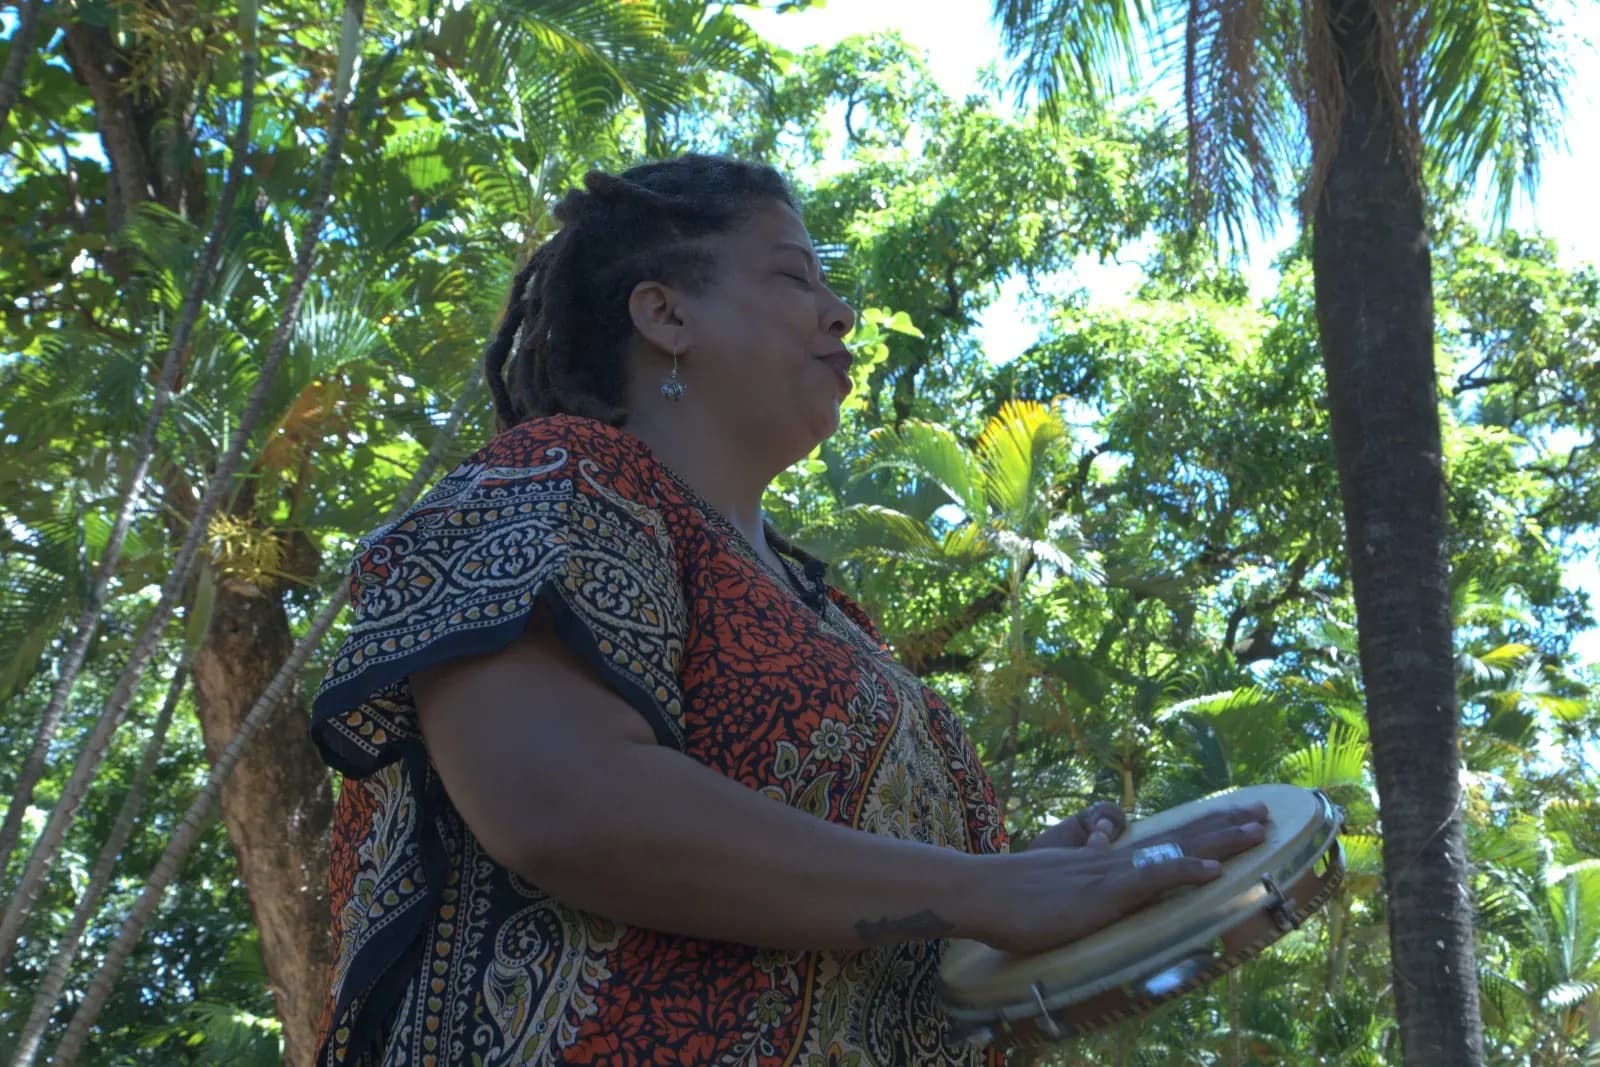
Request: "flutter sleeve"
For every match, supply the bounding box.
[310,420,689,776]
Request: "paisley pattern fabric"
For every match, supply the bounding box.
[311,415,1009,1066]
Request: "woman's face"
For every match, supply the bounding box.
[672,199,857,469]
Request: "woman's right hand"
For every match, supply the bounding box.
[976,803,1269,956]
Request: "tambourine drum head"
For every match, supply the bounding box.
[940,784,1333,1024]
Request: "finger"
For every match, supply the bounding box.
[1190,803,1269,831]
[1167,803,1270,841]
[1087,801,1127,840]
[1146,817,1267,859]
[1038,820,1087,850]
[1085,826,1112,850]
[1115,856,1223,914]
[1179,821,1268,861]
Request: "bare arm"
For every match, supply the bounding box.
[411,608,988,951]
[412,609,1263,954]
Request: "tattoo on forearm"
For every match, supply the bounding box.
[853,909,956,945]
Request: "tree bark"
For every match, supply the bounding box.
[63,24,157,231]
[0,0,45,149]
[190,579,333,1067]
[1309,1,1484,1063]
[63,19,207,227]
[1226,970,1243,1067]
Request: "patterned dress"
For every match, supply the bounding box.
[310,414,1010,1066]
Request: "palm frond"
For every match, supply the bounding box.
[658,0,776,90]
[977,399,1066,528]
[1340,833,1384,882]
[1278,720,1369,790]
[448,0,714,133]
[860,421,984,519]
[1474,814,1549,876]
[1457,641,1534,685]
[1419,0,1571,222]
[994,0,1149,114]
[938,522,996,566]
[1180,0,1300,243]
[0,556,71,701]
[1477,965,1528,1026]
[1476,878,1536,944]
[290,285,391,380]
[1547,800,1600,859]
[835,504,945,564]
[1548,862,1600,978]
[1159,685,1274,721]
[1041,511,1105,583]
[1543,980,1599,1011]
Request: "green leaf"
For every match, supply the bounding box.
[862,421,984,520]
[977,399,1064,525]
[1278,722,1370,791]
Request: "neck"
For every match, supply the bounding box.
[623,403,776,551]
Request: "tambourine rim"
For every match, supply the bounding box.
[957,840,1346,1047]
[940,784,1344,1033]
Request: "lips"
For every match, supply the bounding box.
[817,350,854,396]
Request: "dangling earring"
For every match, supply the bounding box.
[660,343,686,401]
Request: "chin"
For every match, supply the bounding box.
[765,416,836,472]
[736,397,839,469]
[805,402,842,449]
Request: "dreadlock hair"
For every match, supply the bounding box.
[482,154,826,583]
[484,154,798,432]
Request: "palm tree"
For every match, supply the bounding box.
[832,400,1102,812]
[1,1,780,1059]
[0,0,262,925]
[1478,858,1600,1065]
[8,648,192,1067]
[992,1,1570,1061]
[45,376,484,1067]
[0,10,368,1063]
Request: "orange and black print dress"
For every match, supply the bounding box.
[310,414,1009,1066]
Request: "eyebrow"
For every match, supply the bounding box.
[770,240,820,267]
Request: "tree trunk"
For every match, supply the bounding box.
[1226,970,1243,1067]
[1324,888,1348,996]
[1309,1,1484,1063]
[994,571,1028,816]
[0,0,358,978]
[0,0,45,150]
[189,577,333,1067]
[0,0,259,889]
[9,654,190,1067]
[63,24,157,231]
[48,370,479,1067]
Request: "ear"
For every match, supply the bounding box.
[627,280,685,356]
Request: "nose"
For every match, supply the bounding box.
[824,289,855,338]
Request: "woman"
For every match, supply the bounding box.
[309,155,1266,1066]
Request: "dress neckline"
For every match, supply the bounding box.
[603,420,828,613]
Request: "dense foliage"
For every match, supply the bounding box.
[0,3,1595,1064]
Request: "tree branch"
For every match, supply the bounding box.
[0,0,46,150]
[63,23,155,231]
[894,586,1008,675]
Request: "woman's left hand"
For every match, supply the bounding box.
[1027,800,1127,851]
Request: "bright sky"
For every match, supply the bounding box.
[744,0,1600,292]
[744,0,1600,663]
